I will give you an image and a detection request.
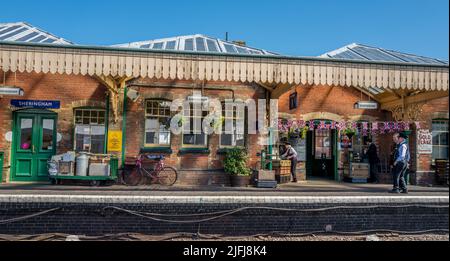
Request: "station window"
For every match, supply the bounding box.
[74,108,106,153]
[144,100,172,146]
[182,103,208,147]
[220,103,245,147]
[432,119,449,160]
[289,92,298,110]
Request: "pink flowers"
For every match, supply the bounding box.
[277,120,419,136]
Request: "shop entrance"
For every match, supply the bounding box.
[306,128,338,180]
[11,110,57,182]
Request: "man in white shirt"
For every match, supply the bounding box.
[281,142,298,183]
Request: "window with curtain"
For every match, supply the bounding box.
[144,100,171,146]
[74,108,106,153]
[432,119,449,160]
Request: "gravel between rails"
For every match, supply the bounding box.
[0,233,448,241]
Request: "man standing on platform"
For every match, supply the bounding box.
[390,133,410,193]
[281,142,298,183]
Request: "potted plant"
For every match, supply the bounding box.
[224,147,252,187]
[343,128,356,139]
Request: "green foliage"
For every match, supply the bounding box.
[224,147,251,176]
[344,128,356,137]
[300,127,309,139]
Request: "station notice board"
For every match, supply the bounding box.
[107,130,123,152]
[417,129,432,154]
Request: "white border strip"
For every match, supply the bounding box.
[0,195,448,204]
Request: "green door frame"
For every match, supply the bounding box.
[305,121,339,181]
[11,109,57,182]
[332,129,338,181]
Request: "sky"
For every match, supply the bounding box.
[1,0,449,60]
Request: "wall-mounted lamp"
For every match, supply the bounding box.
[0,86,24,96]
[126,88,140,102]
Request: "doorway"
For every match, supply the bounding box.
[306,127,337,180]
[11,110,57,182]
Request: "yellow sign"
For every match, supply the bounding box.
[107,130,123,152]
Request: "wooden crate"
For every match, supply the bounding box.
[346,162,369,179]
[351,163,369,170]
[58,161,74,176]
[276,174,290,184]
[257,170,275,180]
[272,160,291,167]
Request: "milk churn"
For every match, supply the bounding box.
[76,152,90,176]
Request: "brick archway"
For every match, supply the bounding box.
[301,112,343,122]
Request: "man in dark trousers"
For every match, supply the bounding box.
[281,142,298,183]
[364,138,380,183]
[390,132,410,193]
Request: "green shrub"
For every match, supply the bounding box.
[224,147,251,176]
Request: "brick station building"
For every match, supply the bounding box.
[0,22,448,186]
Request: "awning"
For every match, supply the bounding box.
[1,42,448,93]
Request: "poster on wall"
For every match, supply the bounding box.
[417,129,432,154]
[107,130,123,152]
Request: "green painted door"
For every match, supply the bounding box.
[11,111,57,182]
[306,126,338,181]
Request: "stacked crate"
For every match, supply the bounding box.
[88,155,111,176]
[345,162,369,183]
[273,160,291,184]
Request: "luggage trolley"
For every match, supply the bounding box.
[48,153,119,186]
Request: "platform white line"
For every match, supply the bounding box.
[0,195,448,204]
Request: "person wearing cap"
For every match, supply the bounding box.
[281,142,298,182]
[390,132,410,193]
[364,137,380,183]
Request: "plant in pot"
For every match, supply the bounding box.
[343,128,356,139]
[224,147,252,187]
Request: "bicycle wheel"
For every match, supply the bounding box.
[122,167,142,186]
[157,166,178,186]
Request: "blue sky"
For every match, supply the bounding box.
[1,0,448,60]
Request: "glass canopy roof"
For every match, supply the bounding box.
[113,34,278,55]
[0,22,73,45]
[320,43,448,66]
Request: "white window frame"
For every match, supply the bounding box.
[219,103,246,148]
[182,103,208,148]
[73,108,106,154]
[432,119,449,161]
[144,99,172,147]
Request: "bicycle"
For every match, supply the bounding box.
[121,154,178,186]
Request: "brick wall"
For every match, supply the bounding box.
[278,85,389,181]
[1,70,446,186]
[415,96,449,185]
[0,71,108,182]
[0,201,447,236]
[278,85,449,186]
[123,79,266,185]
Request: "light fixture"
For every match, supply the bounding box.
[126,88,140,102]
[0,86,24,96]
